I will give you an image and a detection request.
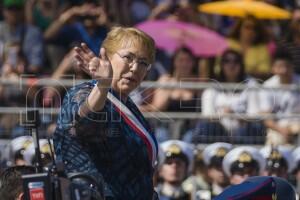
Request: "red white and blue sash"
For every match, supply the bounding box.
[107,92,158,167]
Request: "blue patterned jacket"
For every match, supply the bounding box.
[54,80,158,200]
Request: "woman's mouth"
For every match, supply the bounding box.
[122,77,136,83]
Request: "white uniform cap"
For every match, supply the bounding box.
[160,140,194,173]
[260,145,295,173]
[10,136,33,155]
[23,139,53,165]
[223,146,266,177]
[203,142,233,166]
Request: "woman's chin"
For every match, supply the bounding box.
[118,83,136,95]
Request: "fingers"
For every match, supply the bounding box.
[73,43,100,78]
[74,46,94,64]
[99,48,109,61]
[89,57,99,73]
[74,47,87,61]
[74,48,91,75]
[74,44,95,60]
[74,48,87,66]
[74,50,84,63]
[81,43,95,59]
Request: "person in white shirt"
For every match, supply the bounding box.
[184,49,262,143]
[260,50,300,145]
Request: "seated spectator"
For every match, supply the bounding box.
[140,47,199,113]
[43,0,109,56]
[222,146,265,185]
[279,8,300,75]
[0,42,27,107]
[1,42,26,76]
[0,2,44,107]
[0,165,35,200]
[0,0,44,74]
[227,15,273,79]
[25,0,60,32]
[184,49,263,144]
[157,140,194,200]
[260,145,294,179]
[148,0,200,24]
[260,50,300,145]
[0,166,35,200]
[140,47,199,141]
[42,0,110,72]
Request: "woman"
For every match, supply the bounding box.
[54,27,158,200]
[140,47,199,143]
[140,47,199,112]
[227,15,273,79]
[184,49,262,144]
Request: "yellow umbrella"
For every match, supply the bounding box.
[198,0,291,19]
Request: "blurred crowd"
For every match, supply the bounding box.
[0,0,299,144]
[1,0,300,199]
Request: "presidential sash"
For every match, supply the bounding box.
[107,92,158,167]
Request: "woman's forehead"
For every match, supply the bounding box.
[119,42,149,57]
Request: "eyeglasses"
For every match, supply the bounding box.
[116,52,151,71]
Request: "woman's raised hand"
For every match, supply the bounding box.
[74,43,113,86]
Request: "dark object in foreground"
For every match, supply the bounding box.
[214,176,296,200]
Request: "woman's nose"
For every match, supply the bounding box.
[129,62,139,71]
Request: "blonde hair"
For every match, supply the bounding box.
[102,27,156,63]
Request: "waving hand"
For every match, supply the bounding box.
[74,43,113,86]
